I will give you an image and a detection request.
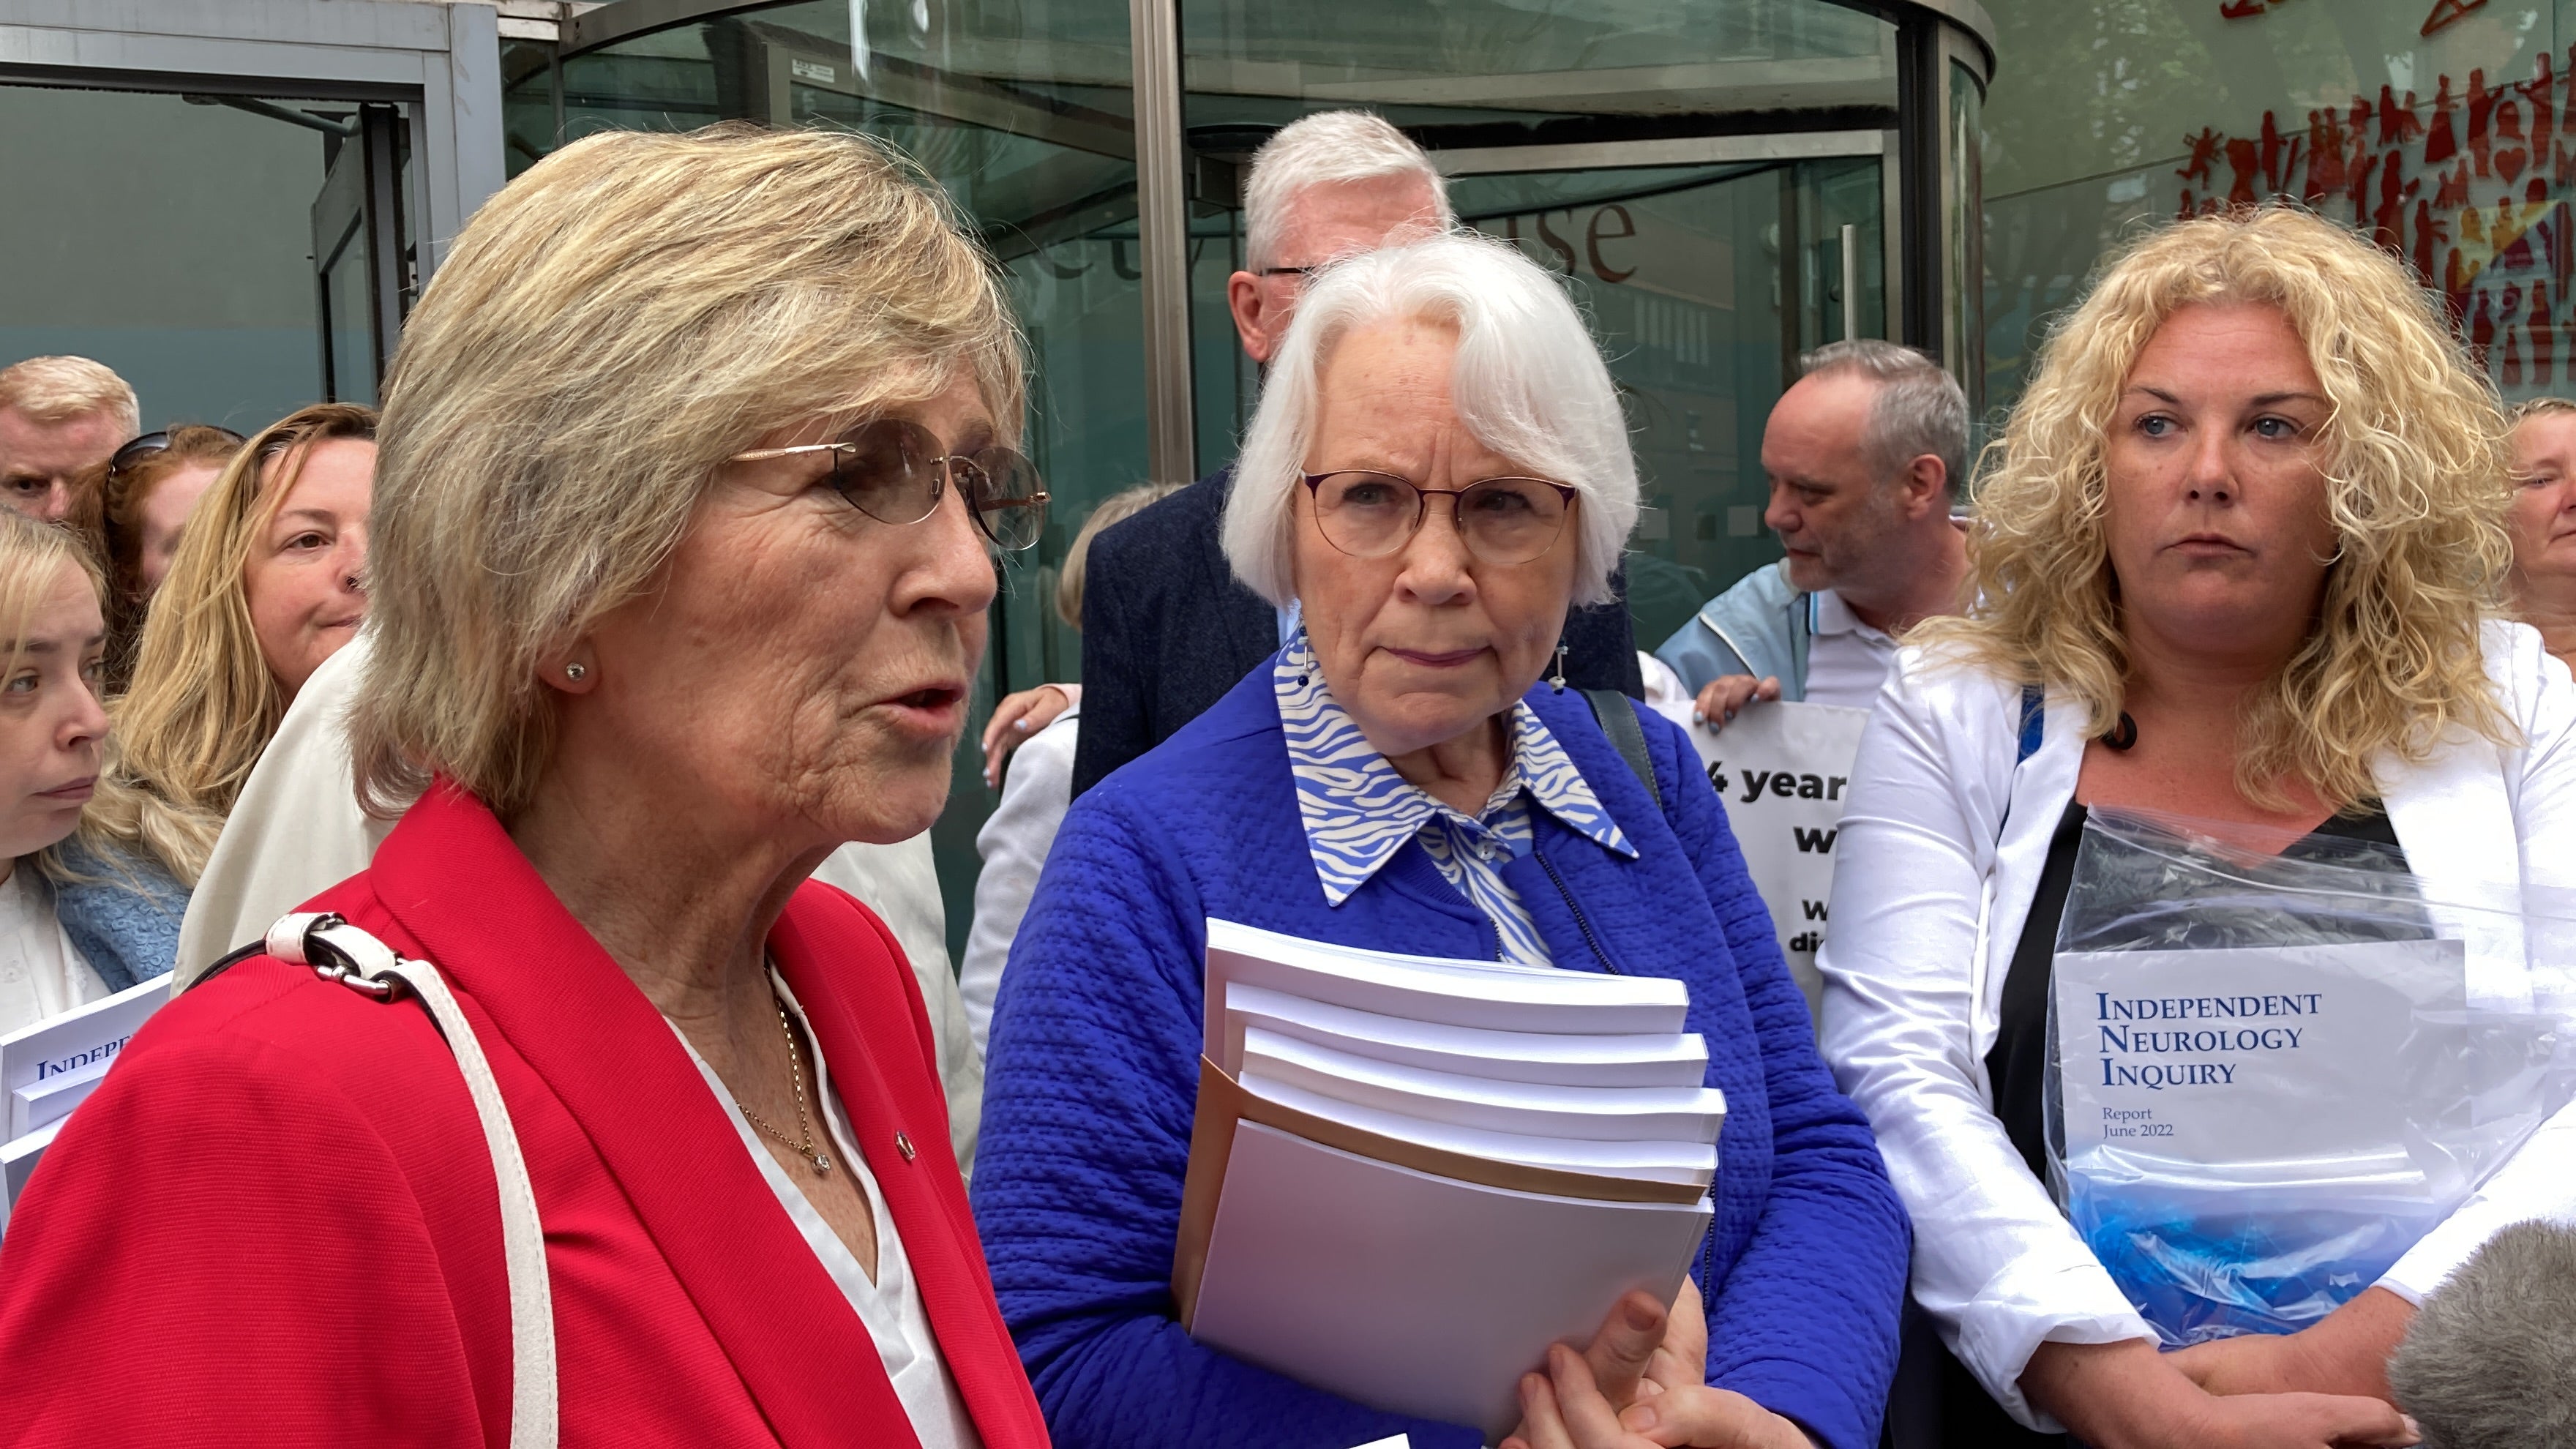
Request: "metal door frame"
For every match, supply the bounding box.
[0,0,505,285]
[1126,0,1995,483]
[312,102,410,402]
[551,0,1992,484]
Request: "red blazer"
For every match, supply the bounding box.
[0,786,1050,1448]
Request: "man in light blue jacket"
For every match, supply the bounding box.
[1657,340,1971,727]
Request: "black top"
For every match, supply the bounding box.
[1988,799,2408,1182]
[1068,466,1644,798]
[1917,799,2409,1449]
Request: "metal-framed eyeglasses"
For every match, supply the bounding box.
[1300,471,1580,566]
[732,417,1048,553]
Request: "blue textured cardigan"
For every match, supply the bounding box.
[970,664,1909,1449]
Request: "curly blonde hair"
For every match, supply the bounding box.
[1923,206,2513,812]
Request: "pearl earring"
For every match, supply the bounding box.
[564,662,588,681]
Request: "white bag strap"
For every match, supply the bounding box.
[268,912,558,1448]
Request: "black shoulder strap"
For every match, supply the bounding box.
[185,940,269,992]
[1580,688,1662,809]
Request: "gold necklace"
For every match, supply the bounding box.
[732,997,832,1176]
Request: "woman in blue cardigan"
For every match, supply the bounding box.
[972,232,1909,1449]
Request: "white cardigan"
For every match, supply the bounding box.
[1817,619,2576,1429]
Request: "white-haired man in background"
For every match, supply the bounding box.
[0,355,139,524]
[1067,109,1641,798]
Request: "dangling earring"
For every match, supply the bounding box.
[1548,640,1570,693]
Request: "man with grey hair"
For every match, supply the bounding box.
[0,354,139,524]
[1073,109,1641,796]
[1656,340,1969,728]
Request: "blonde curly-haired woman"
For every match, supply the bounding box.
[1821,206,2574,1447]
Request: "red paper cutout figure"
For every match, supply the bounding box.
[2178,127,2223,186]
[2438,160,2474,209]
[2375,160,2414,252]
[2421,0,2487,39]
[2519,58,2556,156]
[2473,291,2497,364]
[2414,198,2447,282]
[2348,150,2381,221]
[2226,137,2261,204]
[2260,111,2289,193]
[2501,97,2527,143]
[2428,75,2459,163]
[2310,110,2345,195]
[2534,280,2556,386]
[2381,84,2426,145]
[2504,325,2524,386]
[2220,0,2266,16]
[2471,69,2496,178]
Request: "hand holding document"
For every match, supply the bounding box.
[0,974,171,1236]
[1177,921,1721,1441]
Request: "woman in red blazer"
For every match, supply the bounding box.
[0,124,1052,1448]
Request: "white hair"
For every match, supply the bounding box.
[1222,230,1639,609]
[1242,111,1453,272]
[0,355,138,436]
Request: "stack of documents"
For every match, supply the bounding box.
[1175,921,1721,1440]
[0,975,170,1237]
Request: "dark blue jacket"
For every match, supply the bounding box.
[973,661,1909,1449]
[1070,468,1644,797]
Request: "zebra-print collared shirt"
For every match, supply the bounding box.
[1274,626,1635,967]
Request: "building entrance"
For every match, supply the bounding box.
[527,0,1993,954]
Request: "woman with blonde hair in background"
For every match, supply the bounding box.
[2503,396,2576,673]
[1821,204,2576,1445]
[105,403,372,882]
[0,512,191,1031]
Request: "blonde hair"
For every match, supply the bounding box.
[0,355,138,437]
[1057,482,1182,627]
[108,403,378,881]
[350,124,1022,820]
[1924,206,2513,812]
[0,512,187,886]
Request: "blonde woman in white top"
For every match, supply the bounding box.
[1822,207,2569,1447]
[0,512,192,1034]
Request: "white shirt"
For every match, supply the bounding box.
[672,971,982,1449]
[1818,621,2576,1430]
[959,703,1079,1057]
[172,634,988,1175]
[1800,588,1898,709]
[0,861,107,1037]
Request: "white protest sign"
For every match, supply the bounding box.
[2052,938,2466,1183]
[1649,699,1870,1019]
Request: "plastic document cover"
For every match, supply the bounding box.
[2045,809,2575,1345]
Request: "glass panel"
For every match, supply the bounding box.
[1981,0,2575,413]
[1947,57,1984,419]
[0,84,337,430]
[1181,0,1896,134]
[1455,157,1884,655]
[524,0,1142,957]
[320,218,377,405]
[501,37,561,179]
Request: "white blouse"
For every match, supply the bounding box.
[670,973,981,1449]
[0,860,108,1038]
[1818,620,2576,1430]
